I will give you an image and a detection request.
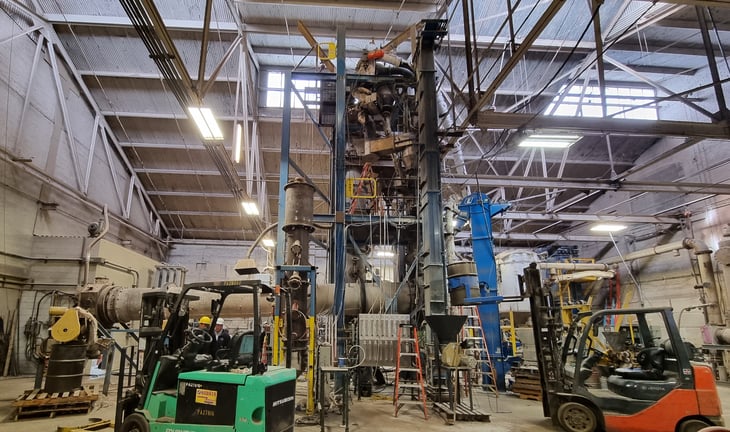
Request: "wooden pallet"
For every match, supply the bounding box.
[512,366,543,401]
[11,385,99,420]
[433,402,491,423]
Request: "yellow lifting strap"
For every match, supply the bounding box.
[51,308,81,343]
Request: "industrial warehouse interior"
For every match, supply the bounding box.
[1,0,730,431]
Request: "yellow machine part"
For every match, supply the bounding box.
[49,306,68,316]
[51,308,82,342]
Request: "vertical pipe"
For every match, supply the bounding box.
[83,205,109,286]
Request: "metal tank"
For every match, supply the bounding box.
[45,342,87,393]
[496,250,539,312]
[447,261,479,306]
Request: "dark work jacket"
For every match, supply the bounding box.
[214,329,231,352]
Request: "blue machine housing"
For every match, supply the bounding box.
[452,193,511,390]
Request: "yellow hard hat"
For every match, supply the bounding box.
[199,316,212,325]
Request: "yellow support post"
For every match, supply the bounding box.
[272,315,281,366]
[306,315,316,415]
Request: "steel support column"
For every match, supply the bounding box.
[417,21,448,317]
[332,25,347,336]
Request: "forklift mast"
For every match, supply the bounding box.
[522,262,565,418]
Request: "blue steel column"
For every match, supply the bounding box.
[273,73,293,365]
[460,193,510,390]
[417,24,448,317]
[332,27,347,352]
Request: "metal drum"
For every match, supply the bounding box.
[45,342,87,393]
[283,178,315,232]
[447,261,479,306]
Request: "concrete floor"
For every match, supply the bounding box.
[0,374,726,432]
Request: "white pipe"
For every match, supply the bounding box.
[538,262,613,271]
[600,238,695,265]
[601,238,725,325]
[551,270,615,282]
[82,205,109,286]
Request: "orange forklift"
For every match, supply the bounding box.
[522,263,724,432]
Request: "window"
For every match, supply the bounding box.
[264,71,321,109]
[545,84,657,120]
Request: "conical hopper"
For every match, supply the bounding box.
[425,315,467,344]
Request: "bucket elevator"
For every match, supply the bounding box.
[450,193,513,390]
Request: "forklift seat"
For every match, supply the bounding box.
[153,355,181,392]
[615,347,665,380]
[606,374,678,401]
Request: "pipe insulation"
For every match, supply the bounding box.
[716,328,730,345]
[601,238,725,325]
[600,238,696,265]
[79,281,410,328]
[538,262,614,271]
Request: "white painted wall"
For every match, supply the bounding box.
[0,10,167,375]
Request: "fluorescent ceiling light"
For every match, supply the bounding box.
[590,224,627,232]
[241,201,259,216]
[374,250,395,258]
[233,123,242,163]
[518,134,581,149]
[262,238,275,247]
[188,107,224,140]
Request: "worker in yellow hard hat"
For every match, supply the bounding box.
[198,316,212,329]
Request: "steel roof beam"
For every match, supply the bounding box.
[454,231,612,242]
[476,111,730,139]
[495,211,678,224]
[236,0,439,11]
[442,174,730,195]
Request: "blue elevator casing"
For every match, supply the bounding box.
[456,193,510,390]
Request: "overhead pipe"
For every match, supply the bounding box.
[550,270,615,283]
[600,238,695,265]
[601,238,724,325]
[538,262,614,271]
[82,205,109,287]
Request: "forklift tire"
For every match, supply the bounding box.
[679,419,712,432]
[557,402,598,432]
[120,413,150,432]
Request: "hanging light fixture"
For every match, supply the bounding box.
[518,134,581,149]
[241,200,259,216]
[188,107,224,140]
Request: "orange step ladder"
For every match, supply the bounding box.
[394,324,428,419]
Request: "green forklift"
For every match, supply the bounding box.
[117,279,296,432]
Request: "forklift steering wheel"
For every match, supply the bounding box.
[190,327,214,344]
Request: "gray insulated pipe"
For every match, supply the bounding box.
[78,282,410,328]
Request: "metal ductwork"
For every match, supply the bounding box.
[601,238,724,326]
[78,281,409,328]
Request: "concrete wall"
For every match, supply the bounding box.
[579,136,730,349]
[0,10,167,375]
